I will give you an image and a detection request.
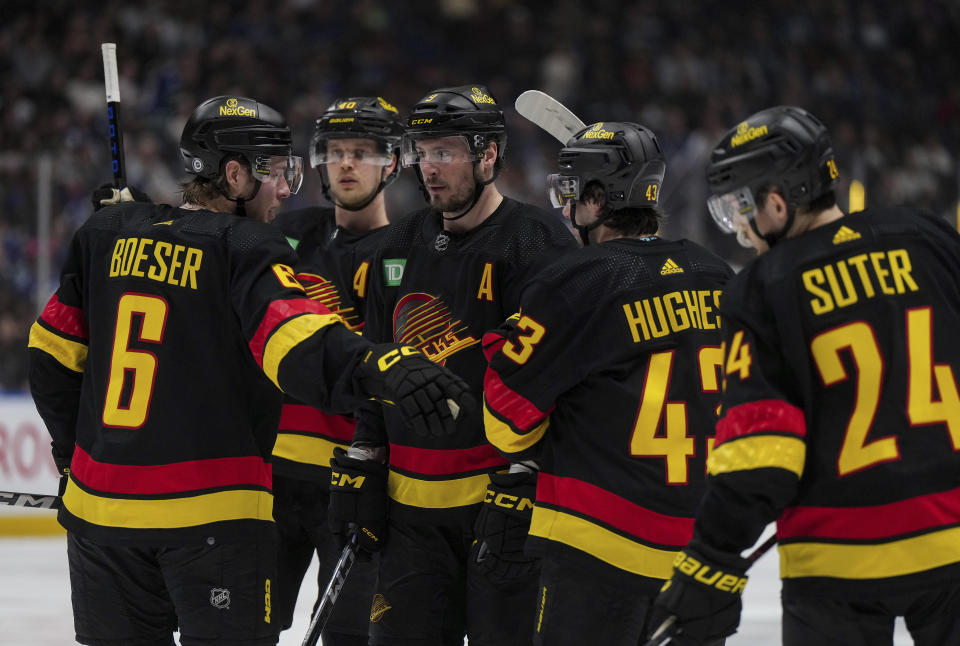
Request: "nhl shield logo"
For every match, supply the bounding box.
[210,588,231,610]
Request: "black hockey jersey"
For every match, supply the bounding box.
[484,237,733,582]
[28,202,371,544]
[270,207,389,482]
[697,208,960,597]
[361,197,577,522]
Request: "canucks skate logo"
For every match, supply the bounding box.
[730,121,768,147]
[297,272,362,331]
[370,593,392,622]
[210,588,231,609]
[471,87,496,105]
[582,122,615,140]
[393,293,478,364]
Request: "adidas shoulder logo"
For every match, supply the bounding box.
[660,258,684,275]
[832,226,861,244]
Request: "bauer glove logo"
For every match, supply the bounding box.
[674,552,748,594]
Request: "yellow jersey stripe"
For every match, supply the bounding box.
[387,470,491,508]
[530,506,677,579]
[62,481,273,529]
[262,313,342,389]
[780,525,960,579]
[272,432,346,467]
[28,321,87,373]
[484,400,549,455]
[708,435,806,478]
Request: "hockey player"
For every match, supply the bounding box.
[482,122,733,645]
[270,96,404,645]
[27,95,468,646]
[653,105,960,646]
[328,85,578,646]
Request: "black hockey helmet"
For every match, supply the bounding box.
[548,121,666,210]
[309,96,405,210]
[179,96,302,193]
[706,105,838,245]
[548,122,666,245]
[401,84,507,168]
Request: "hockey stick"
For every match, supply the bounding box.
[0,490,61,509]
[514,90,586,145]
[642,534,778,646]
[301,532,360,646]
[101,43,126,187]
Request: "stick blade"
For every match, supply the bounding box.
[514,90,587,144]
[101,42,121,103]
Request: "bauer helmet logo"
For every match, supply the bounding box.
[730,121,768,147]
[473,134,485,148]
[425,94,438,102]
[378,97,398,113]
[192,158,203,172]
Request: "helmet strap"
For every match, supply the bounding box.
[750,202,796,248]
[440,162,500,222]
[214,173,260,218]
[570,201,612,246]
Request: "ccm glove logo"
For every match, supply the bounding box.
[672,552,748,594]
[331,471,367,488]
[483,488,534,512]
[366,345,419,372]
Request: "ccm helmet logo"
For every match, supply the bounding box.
[410,118,433,125]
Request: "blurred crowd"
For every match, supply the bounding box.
[1,0,957,390]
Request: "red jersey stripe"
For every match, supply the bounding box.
[70,445,271,494]
[248,298,334,367]
[388,442,507,476]
[778,485,960,541]
[278,404,356,441]
[484,366,552,432]
[715,399,806,446]
[40,294,88,339]
[537,473,694,546]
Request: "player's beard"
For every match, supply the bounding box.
[429,171,477,214]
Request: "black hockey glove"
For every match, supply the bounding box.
[470,469,538,581]
[328,446,389,555]
[651,541,749,645]
[353,343,472,438]
[52,449,72,498]
[91,183,151,211]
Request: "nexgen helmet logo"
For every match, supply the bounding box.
[219,98,257,117]
[471,87,496,105]
[582,122,614,140]
[730,121,768,147]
